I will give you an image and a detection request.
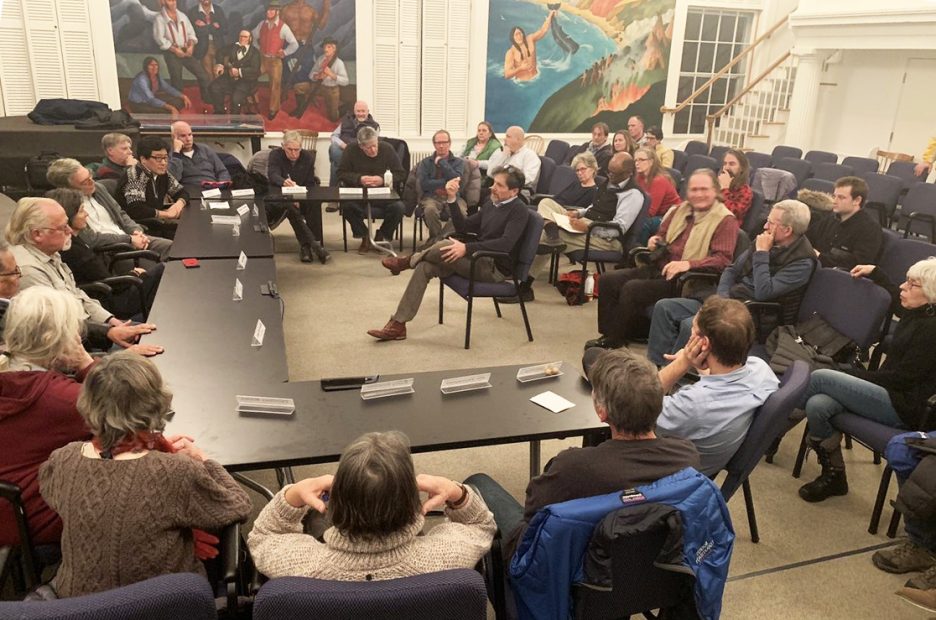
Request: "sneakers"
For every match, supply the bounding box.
[907,563,936,590]
[872,541,936,574]
[367,319,407,341]
[896,586,936,613]
[381,255,412,275]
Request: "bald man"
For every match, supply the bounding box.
[328,100,381,189]
[486,126,541,190]
[168,120,230,186]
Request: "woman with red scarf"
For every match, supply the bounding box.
[39,351,251,598]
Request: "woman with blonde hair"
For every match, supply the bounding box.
[0,287,92,550]
[39,350,252,598]
[248,431,495,581]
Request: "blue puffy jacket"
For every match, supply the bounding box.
[886,431,936,479]
[509,467,734,620]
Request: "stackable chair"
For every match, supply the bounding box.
[683,140,709,158]
[438,210,544,349]
[862,172,903,227]
[841,156,879,176]
[671,149,687,173]
[773,157,812,187]
[253,570,489,620]
[683,154,719,178]
[745,151,772,174]
[709,145,729,165]
[543,140,571,165]
[811,162,854,183]
[895,182,936,242]
[804,150,837,166]
[770,145,803,164]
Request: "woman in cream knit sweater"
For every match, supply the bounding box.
[247,431,496,581]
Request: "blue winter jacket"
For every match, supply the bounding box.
[509,467,734,620]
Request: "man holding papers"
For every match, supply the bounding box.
[267,130,329,264]
[536,152,644,254]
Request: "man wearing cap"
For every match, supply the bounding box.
[252,0,299,121]
[290,37,348,122]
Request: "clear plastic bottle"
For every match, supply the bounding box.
[584,272,595,301]
[383,169,393,187]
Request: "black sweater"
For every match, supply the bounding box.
[449,195,529,276]
[849,267,936,429]
[268,149,317,188]
[336,142,406,188]
[812,208,883,270]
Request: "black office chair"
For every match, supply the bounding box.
[0,480,60,596]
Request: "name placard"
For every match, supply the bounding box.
[236,251,248,271]
[233,278,243,301]
[251,319,266,347]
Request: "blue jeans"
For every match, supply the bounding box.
[464,473,524,539]
[328,142,343,187]
[646,298,701,366]
[804,369,906,439]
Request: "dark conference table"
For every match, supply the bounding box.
[168,198,274,260]
[145,258,288,387]
[164,362,600,475]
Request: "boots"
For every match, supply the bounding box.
[798,433,849,502]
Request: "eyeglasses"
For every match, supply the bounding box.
[74,174,94,185]
[433,140,451,145]
[147,155,169,162]
[634,157,650,163]
[38,224,71,233]
[764,218,786,228]
[574,167,591,173]
[0,267,21,278]
[904,279,923,290]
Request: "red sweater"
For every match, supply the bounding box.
[0,367,92,546]
[722,184,753,219]
[638,174,681,217]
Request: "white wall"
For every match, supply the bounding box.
[812,48,936,158]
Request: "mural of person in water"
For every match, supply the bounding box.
[503,10,554,81]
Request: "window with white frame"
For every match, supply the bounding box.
[372,0,471,137]
[673,8,755,135]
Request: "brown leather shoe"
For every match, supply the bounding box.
[381,255,412,275]
[357,238,371,255]
[367,319,407,341]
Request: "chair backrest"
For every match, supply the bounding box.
[797,268,892,349]
[671,149,687,173]
[543,139,570,164]
[683,140,709,158]
[709,145,729,166]
[683,154,719,177]
[863,172,904,223]
[547,164,578,197]
[799,178,835,195]
[876,149,913,171]
[741,190,767,236]
[811,162,854,183]
[0,573,217,620]
[621,191,653,254]
[516,210,546,282]
[804,150,837,165]
[381,136,411,174]
[901,183,936,236]
[886,160,927,191]
[773,157,812,186]
[842,156,879,176]
[247,148,274,178]
[721,361,811,500]
[253,570,488,620]
[573,503,696,619]
[877,231,936,286]
[770,145,803,164]
[665,167,683,194]
[0,192,18,234]
[751,167,798,202]
[298,129,318,152]
[218,152,247,180]
[0,480,40,589]
[524,134,546,155]
[745,151,772,173]
[536,156,557,194]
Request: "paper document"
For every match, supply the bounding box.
[529,391,575,414]
[339,187,364,197]
[208,201,230,210]
[368,187,392,195]
[210,214,241,225]
[552,213,585,234]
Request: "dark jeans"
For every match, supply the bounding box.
[597,265,679,343]
[906,515,936,551]
[268,202,320,249]
[342,200,404,240]
[464,473,524,543]
[163,51,210,99]
[207,76,256,113]
[106,262,164,320]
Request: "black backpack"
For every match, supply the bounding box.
[25,151,62,191]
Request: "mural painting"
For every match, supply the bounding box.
[110,0,355,131]
[485,0,675,133]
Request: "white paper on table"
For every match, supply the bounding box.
[529,391,576,414]
[552,213,585,234]
[368,187,392,195]
[211,214,241,225]
[208,201,231,210]
[231,188,254,198]
[236,204,250,216]
[282,185,307,195]
[202,188,222,198]
[338,187,363,196]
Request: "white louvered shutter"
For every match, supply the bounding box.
[23,0,67,101]
[0,0,37,115]
[397,0,421,135]
[57,0,99,101]
[373,0,400,134]
[420,1,446,134]
[444,0,470,136]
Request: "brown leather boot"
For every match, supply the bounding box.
[367,319,407,341]
[381,255,412,275]
[357,238,372,255]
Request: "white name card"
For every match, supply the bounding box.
[252,319,266,347]
[208,201,230,210]
[231,188,254,198]
[236,251,248,270]
[368,187,392,196]
[339,187,364,197]
[252,205,259,217]
[236,204,249,217]
[233,278,243,301]
[202,188,222,198]
[210,214,241,225]
[232,223,240,237]
[282,185,307,194]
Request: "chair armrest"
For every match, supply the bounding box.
[218,522,241,612]
[93,243,134,254]
[109,250,162,269]
[468,250,513,286]
[448,232,480,243]
[530,193,555,206]
[922,393,936,429]
[677,271,720,297]
[744,300,782,343]
[78,282,114,298]
[97,275,144,289]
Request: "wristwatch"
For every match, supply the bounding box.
[445,482,469,509]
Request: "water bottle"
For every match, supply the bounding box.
[584,273,595,301]
[383,169,393,188]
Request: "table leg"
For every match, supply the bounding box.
[366,199,396,257]
[250,136,261,154]
[529,440,541,478]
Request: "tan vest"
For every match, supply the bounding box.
[663,200,733,262]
